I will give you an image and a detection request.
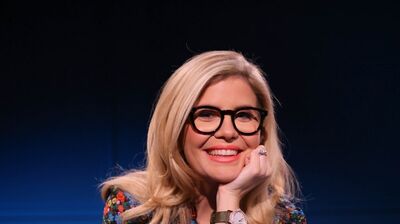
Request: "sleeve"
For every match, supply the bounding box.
[102,187,150,224]
[274,197,307,224]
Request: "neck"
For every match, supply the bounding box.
[194,181,218,224]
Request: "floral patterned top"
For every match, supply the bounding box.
[103,187,306,224]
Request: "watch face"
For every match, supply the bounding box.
[230,210,247,224]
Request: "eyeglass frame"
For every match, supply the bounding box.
[188,105,268,136]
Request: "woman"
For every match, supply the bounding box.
[101,51,306,224]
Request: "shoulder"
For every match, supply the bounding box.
[102,186,151,224]
[274,197,307,224]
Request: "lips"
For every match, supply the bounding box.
[204,146,243,162]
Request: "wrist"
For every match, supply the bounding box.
[210,209,247,224]
[216,186,241,211]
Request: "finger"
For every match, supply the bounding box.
[244,154,250,166]
[248,145,262,171]
[257,145,268,156]
[258,145,271,177]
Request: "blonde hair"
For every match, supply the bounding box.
[101,51,299,224]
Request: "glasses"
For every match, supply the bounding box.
[189,106,268,135]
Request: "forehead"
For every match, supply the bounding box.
[195,75,258,108]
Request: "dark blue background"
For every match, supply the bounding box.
[1,0,399,223]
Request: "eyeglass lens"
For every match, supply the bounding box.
[192,108,262,134]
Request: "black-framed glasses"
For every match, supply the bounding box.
[189,106,268,136]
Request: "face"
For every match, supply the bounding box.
[183,75,262,184]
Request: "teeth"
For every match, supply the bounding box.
[208,149,239,156]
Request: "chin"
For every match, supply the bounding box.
[216,177,236,184]
[210,171,240,184]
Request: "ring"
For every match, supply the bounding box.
[258,147,267,156]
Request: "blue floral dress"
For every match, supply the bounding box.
[102,187,306,224]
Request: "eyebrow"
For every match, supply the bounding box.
[194,104,258,110]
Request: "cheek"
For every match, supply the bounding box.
[243,133,262,148]
[183,126,209,156]
[185,126,202,147]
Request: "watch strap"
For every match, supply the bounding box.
[210,210,232,224]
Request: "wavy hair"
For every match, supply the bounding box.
[101,51,299,224]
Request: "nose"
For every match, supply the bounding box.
[213,115,239,142]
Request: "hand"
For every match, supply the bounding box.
[216,145,271,210]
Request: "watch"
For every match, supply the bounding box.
[210,209,247,224]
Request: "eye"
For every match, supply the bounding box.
[194,109,220,121]
[235,110,258,121]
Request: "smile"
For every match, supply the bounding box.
[207,149,239,156]
[204,146,243,163]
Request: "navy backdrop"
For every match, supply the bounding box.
[1,0,399,223]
